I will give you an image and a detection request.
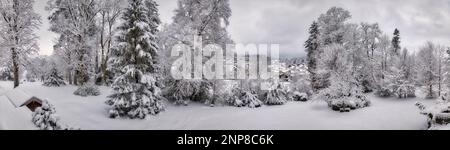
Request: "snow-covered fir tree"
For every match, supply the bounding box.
[0,0,41,88]
[73,84,101,97]
[43,65,66,87]
[106,0,164,119]
[263,83,288,105]
[305,21,322,91]
[32,100,69,130]
[392,29,401,55]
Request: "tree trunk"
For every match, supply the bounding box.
[429,84,433,98]
[11,47,19,88]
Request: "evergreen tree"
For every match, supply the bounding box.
[392,29,401,55]
[106,0,164,119]
[32,100,69,130]
[263,84,288,105]
[43,66,66,87]
[305,21,321,91]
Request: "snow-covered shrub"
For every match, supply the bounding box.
[43,67,66,87]
[0,67,12,81]
[328,94,370,112]
[32,100,72,130]
[292,92,309,102]
[375,86,394,97]
[167,80,198,106]
[317,74,371,112]
[166,80,213,106]
[74,84,101,97]
[416,102,450,129]
[229,90,263,108]
[394,84,416,98]
[263,85,288,105]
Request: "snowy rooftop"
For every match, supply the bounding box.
[0,96,36,130]
[0,86,5,95]
[5,89,35,108]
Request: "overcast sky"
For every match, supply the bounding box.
[34,0,450,58]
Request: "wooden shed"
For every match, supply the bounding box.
[4,89,43,112]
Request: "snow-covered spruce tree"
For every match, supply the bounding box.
[392,29,401,55]
[43,66,66,87]
[226,81,263,108]
[106,0,164,119]
[73,84,101,97]
[32,100,70,130]
[0,0,41,88]
[305,21,322,91]
[263,83,288,106]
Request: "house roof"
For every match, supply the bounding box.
[5,89,36,108]
[0,96,36,130]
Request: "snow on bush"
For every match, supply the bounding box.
[393,84,416,98]
[229,90,263,108]
[328,95,370,112]
[74,84,101,97]
[167,80,213,106]
[43,67,66,87]
[32,100,74,130]
[263,85,288,105]
[416,102,450,129]
[292,92,309,102]
[316,74,371,112]
[375,86,394,97]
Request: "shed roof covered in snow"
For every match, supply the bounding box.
[0,96,36,130]
[0,86,5,95]
[5,89,41,108]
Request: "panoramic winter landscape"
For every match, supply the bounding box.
[1,0,450,130]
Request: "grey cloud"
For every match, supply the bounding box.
[36,0,450,58]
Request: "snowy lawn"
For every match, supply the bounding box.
[0,81,437,130]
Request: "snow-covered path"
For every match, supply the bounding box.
[0,81,433,130]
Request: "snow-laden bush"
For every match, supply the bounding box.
[394,84,416,98]
[229,90,263,108]
[74,84,101,97]
[43,67,66,87]
[166,80,213,106]
[375,86,394,97]
[416,102,450,129]
[328,94,370,112]
[32,100,75,130]
[292,92,309,102]
[317,74,371,112]
[263,85,288,105]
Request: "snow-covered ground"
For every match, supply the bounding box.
[0,81,441,130]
